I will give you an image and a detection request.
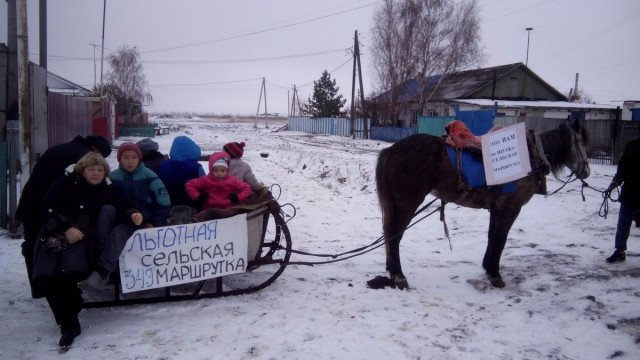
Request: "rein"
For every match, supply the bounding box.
[580,179,619,218]
[285,198,446,266]
[546,127,590,198]
[547,171,617,219]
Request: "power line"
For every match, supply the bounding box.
[537,8,640,64]
[297,55,355,88]
[150,77,264,88]
[139,1,380,54]
[142,48,350,65]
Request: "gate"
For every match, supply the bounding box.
[456,109,494,135]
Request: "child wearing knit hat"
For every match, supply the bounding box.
[109,142,171,227]
[136,138,166,175]
[185,152,251,211]
[223,141,270,198]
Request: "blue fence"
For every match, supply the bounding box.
[456,109,495,135]
[287,117,371,139]
[369,126,417,142]
[417,116,456,136]
[288,111,495,143]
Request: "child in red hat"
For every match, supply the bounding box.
[185,152,251,211]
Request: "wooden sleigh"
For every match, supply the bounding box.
[82,198,293,308]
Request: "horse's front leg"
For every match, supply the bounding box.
[483,206,521,288]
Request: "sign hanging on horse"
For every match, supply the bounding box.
[481,122,532,185]
[119,215,248,293]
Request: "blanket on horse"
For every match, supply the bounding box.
[445,146,517,193]
[444,120,516,193]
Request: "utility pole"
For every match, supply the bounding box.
[5,0,19,140]
[290,85,300,117]
[90,43,99,88]
[17,0,31,186]
[523,27,533,100]
[99,0,107,117]
[255,77,268,129]
[39,0,46,68]
[350,30,367,139]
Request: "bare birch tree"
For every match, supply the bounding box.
[104,45,153,115]
[371,0,483,122]
[370,0,416,125]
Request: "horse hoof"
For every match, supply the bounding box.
[367,276,395,289]
[394,277,409,290]
[487,275,505,288]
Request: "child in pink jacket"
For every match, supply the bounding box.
[185,152,251,211]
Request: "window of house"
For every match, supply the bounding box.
[427,108,437,116]
[410,111,418,127]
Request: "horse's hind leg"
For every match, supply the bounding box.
[384,204,418,290]
[483,207,521,288]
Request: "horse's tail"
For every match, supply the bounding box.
[376,147,393,241]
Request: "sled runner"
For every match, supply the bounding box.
[82,199,293,308]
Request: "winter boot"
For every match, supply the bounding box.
[605,249,626,263]
[78,271,108,292]
[59,319,81,347]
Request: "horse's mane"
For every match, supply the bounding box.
[539,121,589,177]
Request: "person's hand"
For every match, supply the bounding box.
[64,227,84,244]
[228,193,239,203]
[607,180,620,192]
[144,223,154,229]
[131,212,143,226]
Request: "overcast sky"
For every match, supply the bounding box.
[1,0,639,115]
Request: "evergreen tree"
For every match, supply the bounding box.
[302,70,347,118]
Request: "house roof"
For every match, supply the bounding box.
[387,62,567,102]
[47,69,92,96]
[454,99,617,111]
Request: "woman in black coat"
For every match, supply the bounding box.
[32,152,142,348]
[16,134,111,297]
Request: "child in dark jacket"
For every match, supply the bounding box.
[109,142,171,227]
[136,138,166,175]
[159,136,206,208]
[185,152,251,211]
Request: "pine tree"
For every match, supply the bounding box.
[302,70,347,118]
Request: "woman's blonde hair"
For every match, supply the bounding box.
[74,152,110,174]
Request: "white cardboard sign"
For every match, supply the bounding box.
[118,215,248,293]
[481,122,531,186]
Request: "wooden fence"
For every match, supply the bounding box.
[118,123,158,138]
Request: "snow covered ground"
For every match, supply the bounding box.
[1,117,638,359]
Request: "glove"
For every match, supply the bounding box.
[228,193,239,203]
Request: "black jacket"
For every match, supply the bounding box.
[16,136,95,223]
[613,138,640,207]
[142,151,166,175]
[32,171,138,288]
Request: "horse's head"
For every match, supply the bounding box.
[564,119,590,179]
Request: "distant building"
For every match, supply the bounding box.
[376,62,619,126]
[622,101,640,121]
